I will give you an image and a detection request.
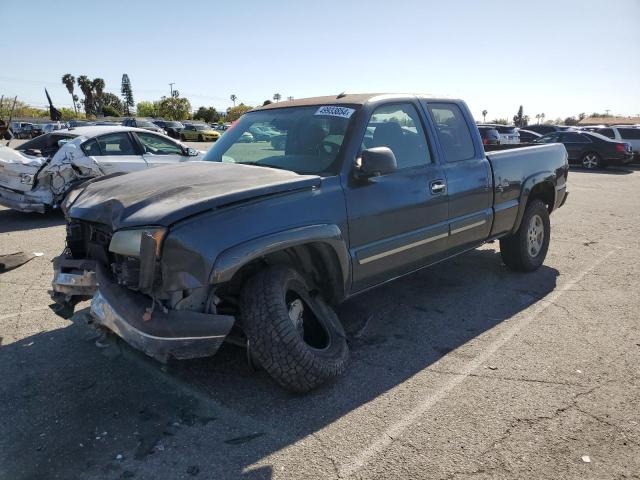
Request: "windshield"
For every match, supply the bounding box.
[194,125,209,131]
[203,105,357,175]
[167,122,183,128]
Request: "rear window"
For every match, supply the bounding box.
[494,125,517,134]
[597,128,615,139]
[619,128,640,140]
[427,103,475,162]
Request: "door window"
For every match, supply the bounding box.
[363,103,431,168]
[96,133,137,155]
[427,103,475,162]
[538,133,561,143]
[136,132,183,155]
[561,132,590,143]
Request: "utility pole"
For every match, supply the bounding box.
[605,109,610,116]
[169,83,175,98]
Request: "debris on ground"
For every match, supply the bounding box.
[0,252,39,272]
[582,455,591,463]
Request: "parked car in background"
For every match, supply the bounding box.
[153,120,184,139]
[42,122,67,134]
[596,127,640,160]
[30,124,44,137]
[477,124,520,144]
[248,124,282,141]
[10,122,35,139]
[534,131,633,169]
[0,126,203,213]
[180,123,221,142]
[525,125,574,135]
[477,126,500,145]
[122,118,165,134]
[517,129,542,143]
[68,120,95,128]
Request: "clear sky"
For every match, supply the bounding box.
[2,0,639,121]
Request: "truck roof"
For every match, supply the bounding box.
[253,93,456,111]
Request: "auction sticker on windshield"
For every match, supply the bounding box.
[314,106,355,119]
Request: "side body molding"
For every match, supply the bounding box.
[210,224,351,291]
[511,172,556,235]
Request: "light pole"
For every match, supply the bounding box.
[169,83,175,98]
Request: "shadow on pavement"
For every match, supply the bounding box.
[0,248,558,479]
[0,208,65,234]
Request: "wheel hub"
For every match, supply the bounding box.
[288,298,305,335]
[583,154,598,169]
[527,214,544,257]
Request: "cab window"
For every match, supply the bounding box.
[427,103,475,162]
[363,103,431,168]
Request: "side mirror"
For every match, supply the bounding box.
[355,147,397,179]
[186,147,199,157]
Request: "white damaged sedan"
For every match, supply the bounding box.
[0,126,203,213]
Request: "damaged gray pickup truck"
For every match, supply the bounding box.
[51,94,569,392]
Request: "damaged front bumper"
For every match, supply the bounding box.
[51,255,235,362]
[0,187,47,213]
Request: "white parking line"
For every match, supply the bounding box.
[338,248,618,478]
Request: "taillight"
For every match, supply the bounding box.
[615,143,626,153]
[482,138,488,145]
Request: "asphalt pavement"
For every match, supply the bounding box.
[0,159,639,479]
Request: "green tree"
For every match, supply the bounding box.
[230,94,237,106]
[136,101,158,117]
[61,74,77,114]
[564,116,579,126]
[513,105,528,127]
[92,78,105,115]
[273,93,281,102]
[121,74,134,115]
[77,75,95,116]
[157,96,191,120]
[101,92,124,116]
[194,106,220,123]
[226,103,253,122]
[481,109,487,122]
[490,118,508,125]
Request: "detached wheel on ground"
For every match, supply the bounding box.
[240,264,349,392]
[582,152,602,169]
[500,199,550,272]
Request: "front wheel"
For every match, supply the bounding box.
[582,152,602,169]
[240,264,349,392]
[500,199,550,272]
[180,134,186,141]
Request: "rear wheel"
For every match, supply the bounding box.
[240,264,349,392]
[500,199,550,272]
[582,152,602,169]
[198,134,204,142]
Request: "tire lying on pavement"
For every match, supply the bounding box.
[240,264,349,392]
[500,199,550,272]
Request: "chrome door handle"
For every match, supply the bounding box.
[430,180,446,194]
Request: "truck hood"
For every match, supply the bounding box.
[69,162,321,229]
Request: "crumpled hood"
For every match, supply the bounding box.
[69,162,321,229]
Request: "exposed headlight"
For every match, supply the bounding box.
[109,228,166,257]
[20,173,34,185]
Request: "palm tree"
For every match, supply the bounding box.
[535,113,541,124]
[77,75,94,115]
[287,96,294,101]
[230,94,237,107]
[540,113,545,124]
[482,109,487,122]
[62,74,77,114]
[273,93,281,102]
[92,78,105,115]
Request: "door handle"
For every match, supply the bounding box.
[430,180,446,195]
